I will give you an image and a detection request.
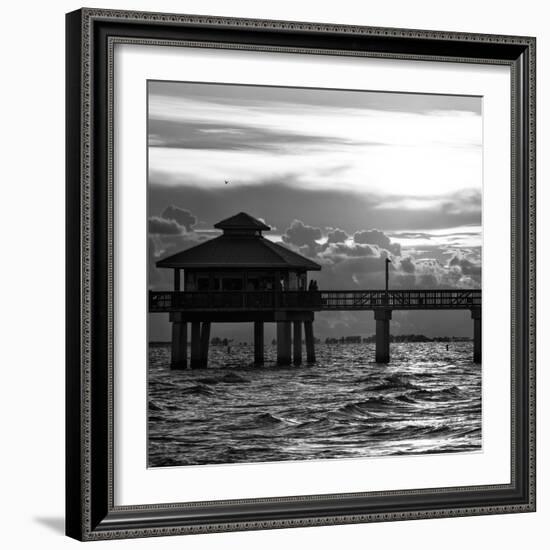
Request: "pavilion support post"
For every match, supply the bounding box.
[293,321,302,365]
[304,320,316,363]
[173,269,181,291]
[254,321,264,366]
[199,322,211,368]
[472,308,482,364]
[190,322,202,369]
[375,309,392,363]
[277,321,292,366]
[170,318,187,370]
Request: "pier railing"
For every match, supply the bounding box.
[149,290,323,312]
[149,289,481,312]
[321,289,481,310]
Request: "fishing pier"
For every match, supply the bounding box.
[149,213,481,368]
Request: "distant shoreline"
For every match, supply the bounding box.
[150,336,472,347]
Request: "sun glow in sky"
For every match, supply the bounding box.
[149,81,482,200]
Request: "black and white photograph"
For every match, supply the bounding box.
[59,4,537,543]
[147,80,483,468]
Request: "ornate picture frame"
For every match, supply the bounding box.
[66,8,536,541]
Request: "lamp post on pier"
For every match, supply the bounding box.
[385,257,391,295]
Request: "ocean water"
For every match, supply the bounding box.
[148,342,481,467]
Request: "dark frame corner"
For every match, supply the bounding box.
[66,7,536,541]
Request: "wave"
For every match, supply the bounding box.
[220,372,250,384]
[193,372,250,385]
[195,377,221,385]
[372,423,455,438]
[154,381,179,390]
[466,428,482,437]
[395,394,419,404]
[337,397,398,417]
[368,374,421,391]
[254,412,285,426]
[180,384,215,397]
[410,386,463,401]
[296,416,332,429]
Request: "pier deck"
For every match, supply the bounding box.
[149,289,481,312]
[149,289,481,367]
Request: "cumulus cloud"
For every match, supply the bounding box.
[326,228,349,244]
[277,218,480,293]
[148,216,183,235]
[449,251,482,278]
[399,256,416,273]
[281,219,322,256]
[353,229,401,255]
[319,242,378,262]
[148,230,213,291]
[148,206,216,291]
[319,255,388,289]
[391,255,481,289]
[148,237,164,287]
[161,205,197,231]
[148,204,198,237]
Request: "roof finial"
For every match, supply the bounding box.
[214,212,271,234]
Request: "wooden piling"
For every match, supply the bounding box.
[170,320,187,369]
[190,322,202,369]
[375,309,392,363]
[472,308,481,363]
[304,320,316,363]
[277,322,292,365]
[254,321,264,365]
[293,321,302,365]
[199,321,211,368]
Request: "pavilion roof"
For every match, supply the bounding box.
[157,235,321,271]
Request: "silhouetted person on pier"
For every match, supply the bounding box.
[309,279,319,291]
[308,279,321,307]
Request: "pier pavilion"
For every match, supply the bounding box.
[155,212,322,368]
[150,212,482,367]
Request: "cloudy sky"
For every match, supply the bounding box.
[148,80,482,341]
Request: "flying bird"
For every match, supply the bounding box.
[224,179,230,185]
